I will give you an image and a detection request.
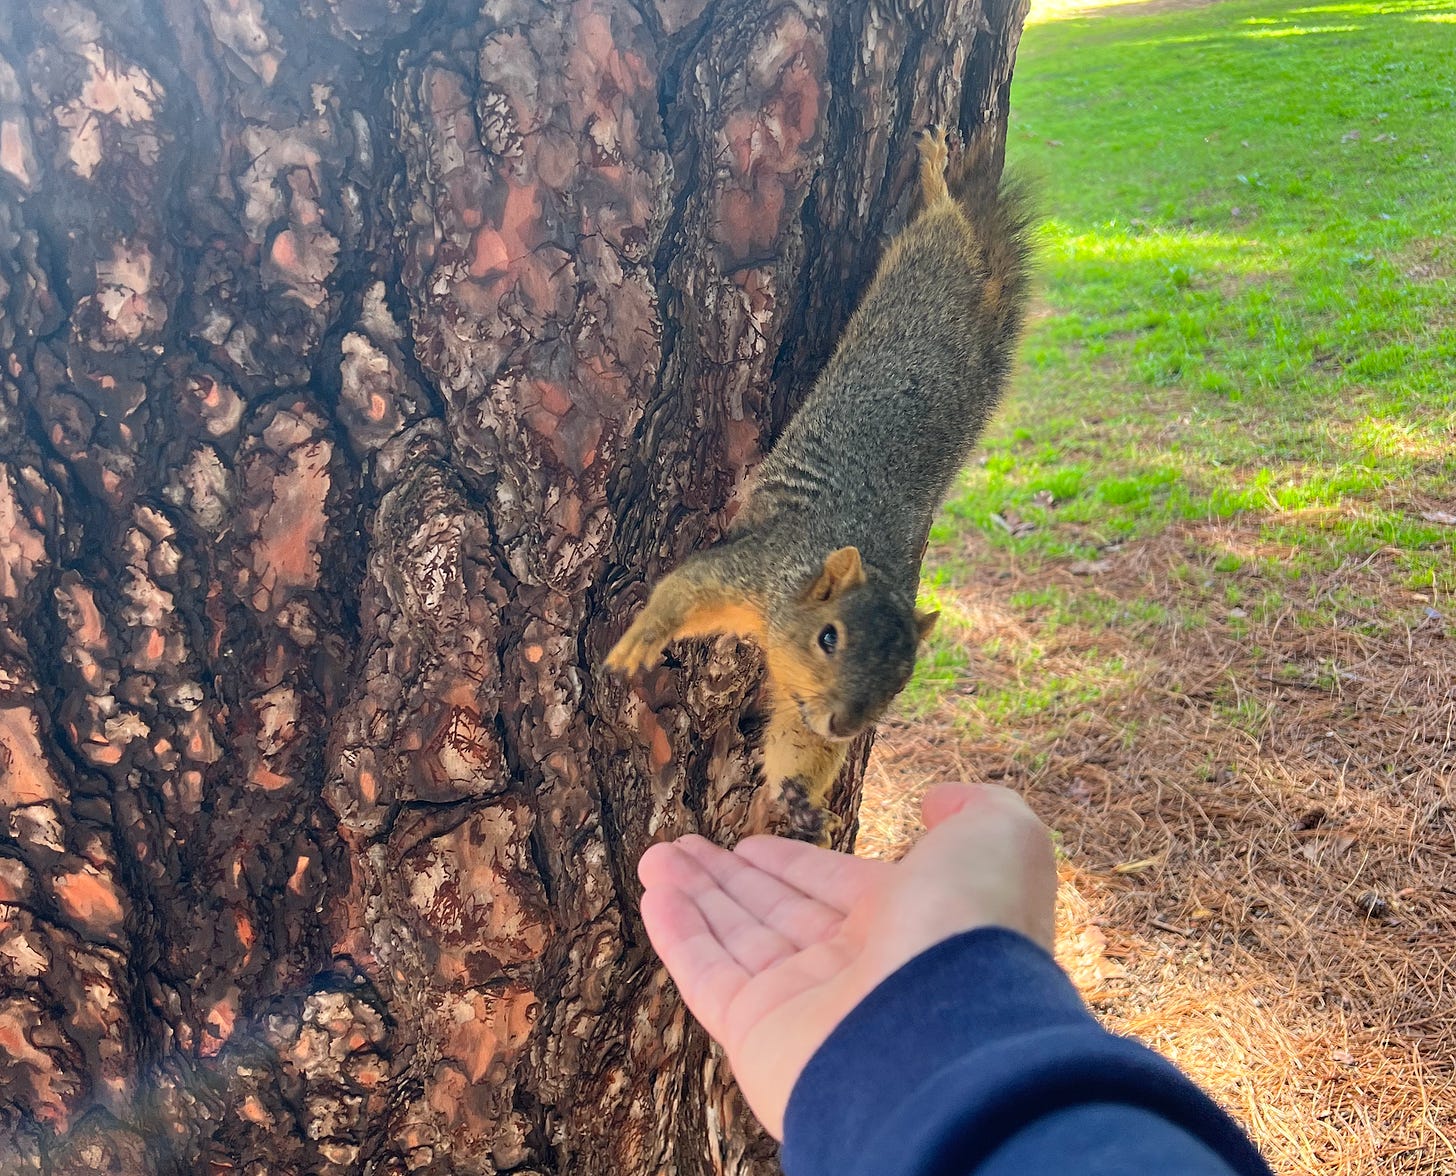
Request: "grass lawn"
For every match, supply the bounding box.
[932,0,1456,636]
[861,1,1456,1172]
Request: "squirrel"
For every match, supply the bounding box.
[605,125,1034,843]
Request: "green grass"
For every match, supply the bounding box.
[934,0,1456,577]
[903,578,1146,734]
[908,0,1456,675]
[913,0,1456,720]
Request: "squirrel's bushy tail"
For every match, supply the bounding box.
[946,125,1037,387]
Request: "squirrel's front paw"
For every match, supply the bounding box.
[604,616,669,675]
[780,777,841,847]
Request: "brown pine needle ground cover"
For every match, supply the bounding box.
[859,517,1456,1174]
[853,0,1456,1169]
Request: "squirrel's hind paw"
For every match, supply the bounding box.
[917,123,949,153]
[916,124,951,206]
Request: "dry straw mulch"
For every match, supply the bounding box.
[859,517,1456,1175]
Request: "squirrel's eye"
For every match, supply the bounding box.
[817,624,839,655]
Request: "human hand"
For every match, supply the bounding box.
[637,783,1057,1139]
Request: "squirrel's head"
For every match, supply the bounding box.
[769,546,939,742]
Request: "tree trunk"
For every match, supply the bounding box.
[0,0,1026,1171]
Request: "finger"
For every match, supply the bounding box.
[638,839,687,888]
[674,835,844,950]
[732,835,889,915]
[639,885,749,1039]
[639,840,801,973]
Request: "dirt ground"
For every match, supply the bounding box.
[859,516,1456,1175]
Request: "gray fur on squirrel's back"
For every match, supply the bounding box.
[738,157,1035,608]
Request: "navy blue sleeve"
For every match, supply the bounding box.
[780,928,1273,1176]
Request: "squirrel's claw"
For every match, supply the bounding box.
[603,620,667,676]
[917,123,949,152]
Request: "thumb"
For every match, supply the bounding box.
[920,782,999,829]
[906,782,1058,952]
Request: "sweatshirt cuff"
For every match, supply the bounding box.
[780,927,1271,1176]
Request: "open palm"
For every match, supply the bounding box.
[637,783,1056,1140]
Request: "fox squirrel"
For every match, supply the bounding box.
[606,126,1033,842]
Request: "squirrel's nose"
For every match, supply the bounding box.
[827,712,856,739]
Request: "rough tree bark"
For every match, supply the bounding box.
[0,0,1027,1172]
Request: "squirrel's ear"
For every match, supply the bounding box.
[914,608,940,641]
[805,546,865,602]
